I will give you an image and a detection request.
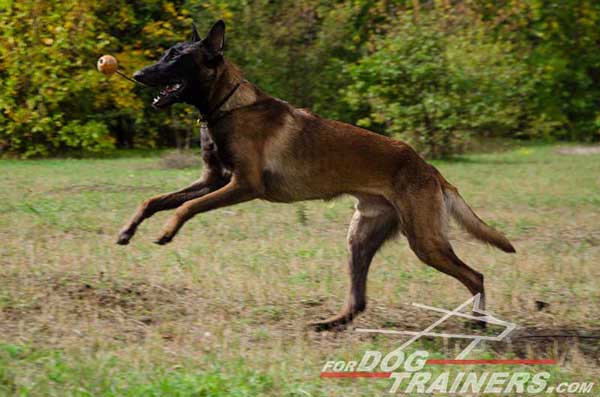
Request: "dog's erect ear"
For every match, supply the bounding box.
[204,20,225,54]
[191,23,201,42]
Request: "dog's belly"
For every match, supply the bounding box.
[261,167,341,203]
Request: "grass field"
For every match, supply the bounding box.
[0,144,598,396]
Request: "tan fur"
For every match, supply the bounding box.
[211,62,257,112]
[442,183,515,253]
[119,57,515,330]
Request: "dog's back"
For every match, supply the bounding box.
[216,98,426,202]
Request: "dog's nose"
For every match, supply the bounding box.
[132,70,145,82]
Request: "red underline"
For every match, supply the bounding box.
[427,359,557,365]
[320,359,557,378]
[320,372,391,378]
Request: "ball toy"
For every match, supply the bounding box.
[97,55,118,75]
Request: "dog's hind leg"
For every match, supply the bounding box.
[394,183,486,318]
[408,236,485,308]
[311,195,398,331]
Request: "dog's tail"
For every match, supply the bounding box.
[441,179,516,253]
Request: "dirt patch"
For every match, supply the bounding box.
[0,273,199,344]
[506,327,600,366]
[555,145,600,155]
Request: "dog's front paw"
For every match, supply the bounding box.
[154,216,183,246]
[116,230,133,245]
[154,234,173,245]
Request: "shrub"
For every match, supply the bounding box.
[344,14,538,158]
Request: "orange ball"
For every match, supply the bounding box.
[97,55,118,75]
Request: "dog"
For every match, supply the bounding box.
[117,20,515,330]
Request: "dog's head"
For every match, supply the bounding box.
[133,20,227,109]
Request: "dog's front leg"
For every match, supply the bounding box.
[154,178,257,245]
[117,173,228,245]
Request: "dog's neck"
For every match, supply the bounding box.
[217,80,258,112]
[200,61,262,117]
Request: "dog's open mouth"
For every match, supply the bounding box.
[152,81,186,108]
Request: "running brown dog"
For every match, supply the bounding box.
[117,20,516,330]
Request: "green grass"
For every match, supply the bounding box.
[0,343,272,396]
[0,145,598,396]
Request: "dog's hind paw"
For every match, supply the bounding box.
[309,322,343,332]
[465,319,487,330]
[308,314,353,332]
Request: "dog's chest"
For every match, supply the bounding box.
[200,123,216,153]
[200,123,231,173]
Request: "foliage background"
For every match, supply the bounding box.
[0,0,599,157]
